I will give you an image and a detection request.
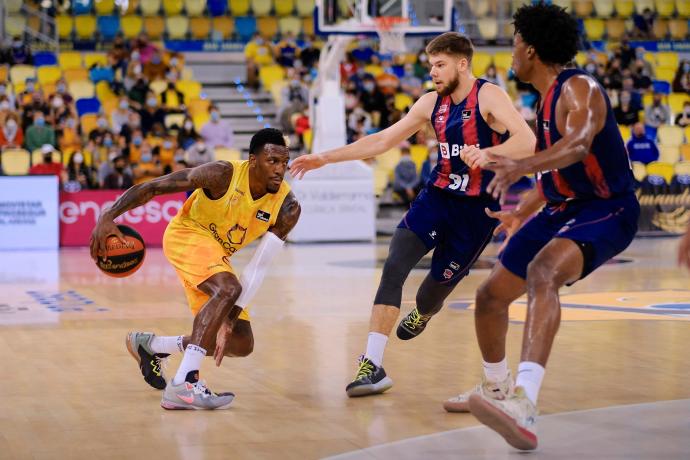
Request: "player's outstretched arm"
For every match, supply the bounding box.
[289,92,437,179]
[90,161,233,260]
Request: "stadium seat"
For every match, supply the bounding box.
[235,16,258,40]
[606,18,626,40]
[212,17,235,39]
[653,19,669,39]
[635,0,655,13]
[252,0,272,15]
[653,80,672,95]
[58,52,82,70]
[646,161,675,184]
[144,17,166,40]
[208,0,228,16]
[0,65,8,83]
[279,16,302,36]
[259,65,286,90]
[410,144,428,172]
[176,80,203,99]
[56,15,74,40]
[149,79,167,95]
[472,52,492,77]
[573,0,594,17]
[10,65,35,85]
[631,161,647,182]
[657,52,679,69]
[37,66,62,86]
[614,0,634,17]
[656,67,676,83]
[63,68,89,81]
[141,0,162,15]
[680,145,690,161]
[674,161,690,189]
[659,145,681,163]
[80,114,99,135]
[302,16,314,35]
[257,16,279,38]
[669,19,688,40]
[98,16,121,41]
[276,0,296,15]
[214,147,242,162]
[32,52,58,68]
[373,167,389,196]
[478,18,499,40]
[163,0,184,15]
[270,80,287,106]
[76,97,101,116]
[69,80,95,99]
[296,0,314,17]
[74,16,97,40]
[84,53,107,68]
[677,0,690,16]
[584,18,605,40]
[377,148,402,175]
[190,17,212,39]
[188,98,211,116]
[164,113,186,129]
[185,0,207,16]
[669,93,690,114]
[94,0,115,15]
[658,125,685,146]
[121,16,143,39]
[5,15,26,37]
[493,51,512,74]
[6,0,23,14]
[230,0,252,16]
[166,16,189,40]
[655,0,676,16]
[31,149,62,167]
[619,124,631,141]
[394,93,413,111]
[593,0,614,16]
[72,0,94,15]
[193,113,210,130]
[90,67,115,84]
[1,149,31,175]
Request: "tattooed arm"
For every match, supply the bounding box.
[269,192,301,240]
[90,161,233,260]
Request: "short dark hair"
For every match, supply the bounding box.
[513,3,580,66]
[425,32,474,62]
[249,128,286,156]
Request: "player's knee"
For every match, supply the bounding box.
[526,258,559,290]
[475,278,507,313]
[212,280,243,303]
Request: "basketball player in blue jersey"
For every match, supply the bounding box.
[290,32,536,397]
[446,4,639,450]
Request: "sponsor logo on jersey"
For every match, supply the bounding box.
[256,210,271,222]
[461,109,472,120]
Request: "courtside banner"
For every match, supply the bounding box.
[59,191,186,247]
[0,176,59,250]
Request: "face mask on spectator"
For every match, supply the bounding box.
[620,94,631,104]
[67,118,76,128]
[141,153,152,163]
[147,97,157,107]
[104,138,113,147]
[133,136,143,146]
[184,120,193,130]
[73,153,84,164]
[35,117,45,127]
[134,64,143,75]
[163,141,173,149]
[0,101,9,110]
[151,55,162,65]
[0,85,5,95]
[211,111,220,122]
[26,82,35,92]
[585,64,596,74]
[131,51,140,61]
[174,153,185,163]
[13,40,22,49]
[419,54,428,63]
[119,100,128,110]
[197,142,207,153]
[256,38,264,45]
[57,83,66,93]
[170,57,179,67]
[52,97,64,108]
[6,119,17,131]
[98,118,108,129]
[364,82,375,92]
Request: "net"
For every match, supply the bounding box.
[373,16,409,54]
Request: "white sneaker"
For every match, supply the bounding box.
[443,371,513,413]
[161,378,235,410]
[468,386,538,451]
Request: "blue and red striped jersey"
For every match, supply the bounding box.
[535,68,634,203]
[428,79,507,197]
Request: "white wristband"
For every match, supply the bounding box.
[235,232,284,309]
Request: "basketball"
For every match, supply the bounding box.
[96,225,146,278]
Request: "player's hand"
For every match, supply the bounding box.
[484,153,523,205]
[89,218,126,262]
[213,317,234,367]
[289,154,327,179]
[678,226,690,270]
[485,207,524,253]
[460,144,487,169]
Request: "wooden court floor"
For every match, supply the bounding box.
[1,237,689,459]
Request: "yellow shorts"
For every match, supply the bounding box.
[163,223,250,321]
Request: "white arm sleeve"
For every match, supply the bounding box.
[235,231,285,309]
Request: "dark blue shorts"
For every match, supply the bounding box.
[501,192,640,280]
[398,186,499,286]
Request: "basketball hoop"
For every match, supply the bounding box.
[374,16,410,55]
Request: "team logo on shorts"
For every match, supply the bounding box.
[256,210,271,222]
[443,269,454,279]
[449,261,460,270]
[542,120,550,131]
[461,109,472,120]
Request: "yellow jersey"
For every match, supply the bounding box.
[169,160,291,257]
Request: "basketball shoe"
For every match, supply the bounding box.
[126,332,169,390]
[345,356,393,397]
[468,386,538,451]
[396,307,432,340]
[161,375,235,410]
[443,371,513,412]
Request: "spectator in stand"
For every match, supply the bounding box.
[392,145,420,207]
[134,33,159,64]
[18,78,37,108]
[615,90,640,126]
[279,73,309,133]
[276,32,299,67]
[8,36,33,65]
[673,60,690,94]
[139,92,166,135]
[294,110,310,150]
[185,140,216,167]
[644,93,671,130]
[53,79,74,106]
[144,51,168,82]
[632,8,655,39]
[111,97,131,135]
[103,155,134,189]
[98,150,119,187]
[160,81,185,113]
[0,112,23,148]
[244,33,274,89]
[0,81,16,110]
[127,77,149,108]
[58,115,82,156]
[621,76,642,110]
[360,75,388,128]
[633,57,653,90]
[627,122,660,164]
[48,91,72,127]
[675,101,690,128]
[29,144,65,181]
[133,145,163,184]
[200,105,233,148]
[25,111,55,152]
[64,151,95,191]
[159,134,177,167]
[414,50,430,79]
[89,116,112,142]
[481,64,507,91]
[177,116,199,150]
[299,36,321,71]
[352,40,375,63]
[376,61,400,97]
[420,142,438,186]
[618,40,636,69]
[146,122,167,147]
[340,52,358,83]
[108,35,130,79]
[349,66,373,92]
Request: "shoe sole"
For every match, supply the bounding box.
[161,397,234,410]
[442,400,469,413]
[468,394,537,451]
[346,377,393,397]
[125,332,141,366]
[396,325,422,340]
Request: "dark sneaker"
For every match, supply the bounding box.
[345,356,393,397]
[396,307,432,340]
[126,332,169,390]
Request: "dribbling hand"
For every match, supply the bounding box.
[213,317,234,367]
[89,219,126,262]
[289,154,327,179]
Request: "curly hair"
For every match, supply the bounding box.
[513,2,580,66]
[249,128,286,156]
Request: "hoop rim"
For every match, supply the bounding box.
[373,16,410,31]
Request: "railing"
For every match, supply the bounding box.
[1,2,59,53]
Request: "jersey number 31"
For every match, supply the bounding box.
[448,173,470,191]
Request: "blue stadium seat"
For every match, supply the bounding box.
[76,97,101,116]
[72,0,94,15]
[89,66,115,83]
[33,52,58,67]
[653,80,672,95]
[235,16,257,41]
[97,16,121,41]
[207,0,228,16]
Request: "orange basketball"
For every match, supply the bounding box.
[96,225,146,278]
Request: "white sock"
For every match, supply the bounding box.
[172,344,206,385]
[364,332,388,366]
[515,361,545,405]
[150,335,184,354]
[482,357,508,382]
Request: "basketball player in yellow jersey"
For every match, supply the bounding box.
[90,129,300,410]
